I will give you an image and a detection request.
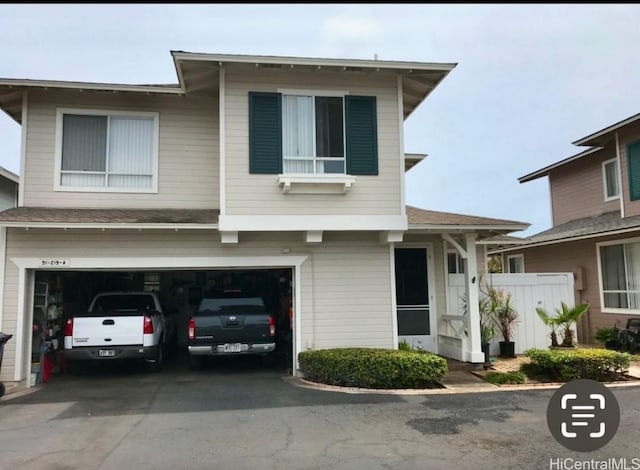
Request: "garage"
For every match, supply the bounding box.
[29,267,294,385]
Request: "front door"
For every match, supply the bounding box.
[395,248,435,352]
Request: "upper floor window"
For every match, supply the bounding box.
[602,158,620,201]
[282,95,344,174]
[599,239,640,311]
[248,92,378,177]
[56,109,158,192]
[507,254,524,273]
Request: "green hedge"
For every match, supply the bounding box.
[298,348,448,389]
[524,348,630,382]
[485,371,526,385]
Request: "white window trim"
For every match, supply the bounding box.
[506,254,525,273]
[602,157,621,202]
[596,236,640,314]
[279,89,349,178]
[54,108,159,193]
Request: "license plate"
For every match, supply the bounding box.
[223,343,242,353]
[99,349,115,357]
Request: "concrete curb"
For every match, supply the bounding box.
[288,374,640,396]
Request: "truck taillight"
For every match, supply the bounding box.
[143,315,154,334]
[65,318,73,336]
[268,315,275,337]
[188,318,195,340]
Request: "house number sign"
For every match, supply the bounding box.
[39,259,70,267]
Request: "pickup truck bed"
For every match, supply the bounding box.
[188,294,276,369]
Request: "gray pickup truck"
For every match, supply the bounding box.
[187,291,276,370]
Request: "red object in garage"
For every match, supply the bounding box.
[42,355,53,383]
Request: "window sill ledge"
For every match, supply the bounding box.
[277,174,356,194]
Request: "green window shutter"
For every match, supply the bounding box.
[628,141,640,200]
[249,92,282,174]
[345,95,378,176]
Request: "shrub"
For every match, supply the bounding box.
[524,348,630,382]
[298,348,448,389]
[484,371,526,385]
[398,340,411,351]
[595,327,618,345]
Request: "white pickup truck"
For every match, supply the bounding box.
[63,292,172,372]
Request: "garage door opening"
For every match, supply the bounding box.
[30,267,294,384]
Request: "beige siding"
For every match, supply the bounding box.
[549,145,619,226]
[616,122,640,217]
[0,229,393,381]
[224,69,402,216]
[518,231,640,343]
[23,90,219,209]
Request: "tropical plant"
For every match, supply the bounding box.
[478,295,497,343]
[485,286,519,343]
[535,302,590,347]
[594,327,618,346]
[535,307,560,347]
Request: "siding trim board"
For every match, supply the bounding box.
[18,91,27,207]
[219,67,227,215]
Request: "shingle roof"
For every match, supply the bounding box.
[406,206,528,229]
[506,210,640,246]
[0,207,219,224]
[0,206,528,232]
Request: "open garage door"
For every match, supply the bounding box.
[29,267,294,385]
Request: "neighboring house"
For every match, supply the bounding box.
[493,113,640,343]
[0,51,527,387]
[0,165,18,211]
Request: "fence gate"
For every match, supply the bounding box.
[445,273,575,356]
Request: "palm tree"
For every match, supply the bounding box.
[536,303,590,347]
[535,307,560,347]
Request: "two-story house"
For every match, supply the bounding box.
[495,113,640,342]
[0,51,527,387]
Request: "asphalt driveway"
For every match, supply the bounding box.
[1,355,639,470]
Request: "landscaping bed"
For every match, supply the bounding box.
[473,348,640,386]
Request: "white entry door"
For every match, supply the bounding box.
[395,247,435,352]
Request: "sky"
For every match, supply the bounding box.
[1,4,640,236]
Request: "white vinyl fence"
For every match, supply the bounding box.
[446,273,575,355]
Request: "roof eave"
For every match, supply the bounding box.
[408,223,529,232]
[0,78,184,94]
[519,147,604,183]
[0,222,219,230]
[489,225,640,254]
[572,113,640,147]
[171,51,457,72]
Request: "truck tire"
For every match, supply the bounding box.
[188,355,203,371]
[147,346,164,373]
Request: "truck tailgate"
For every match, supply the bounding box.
[72,316,143,347]
[193,313,271,345]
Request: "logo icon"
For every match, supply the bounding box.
[547,379,620,452]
